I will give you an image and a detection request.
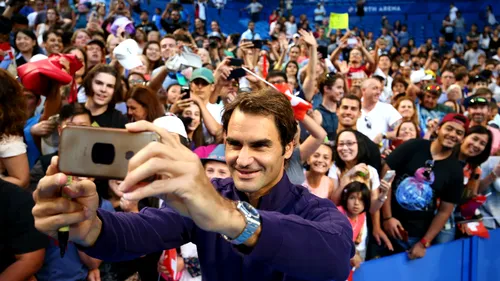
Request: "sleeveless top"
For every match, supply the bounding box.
[302,172,331,199]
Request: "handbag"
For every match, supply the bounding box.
[17,54,83,99]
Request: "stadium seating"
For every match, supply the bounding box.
[141,0,499,46]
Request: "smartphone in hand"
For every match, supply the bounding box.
[181,85,190,100]
[58,126,160,179]
[383,170,396,182]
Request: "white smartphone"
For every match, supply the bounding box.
[383,170,396,182]
[347,37,357,47]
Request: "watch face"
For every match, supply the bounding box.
[240,201,259,217]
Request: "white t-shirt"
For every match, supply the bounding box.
[285,21,297,38]
[314,6,326,22]
[197,1,206,20]
[356,101,402,142]
[206,102,223,124]
[0,135,26,158]
[27,11,38,28]
[248,2,263,14]
[449,6,458,21]
[328,163,380,191]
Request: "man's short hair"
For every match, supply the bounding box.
[42,28,63,42]
[58,103,91,124]
[161,34,176,41]
[222,88,297,154]
[266,70,288,83]
[339,94,361,110]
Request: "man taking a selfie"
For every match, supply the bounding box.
[32,88,354,281]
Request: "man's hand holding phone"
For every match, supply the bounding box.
[33,121,247,247]
[32,156,102,247]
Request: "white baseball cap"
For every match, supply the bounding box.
[113,39,143,70]
[153,114,188,139]
[410,69,433,84]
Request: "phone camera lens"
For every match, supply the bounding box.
[125,151,134,160]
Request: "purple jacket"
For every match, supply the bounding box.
[82,174,354,281]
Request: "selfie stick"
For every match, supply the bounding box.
[58,175,72,258]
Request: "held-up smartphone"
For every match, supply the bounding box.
[58,126,160,179]
[229,58,243,67]
[252,39,264,49]
[227,68,246,80]
[347,37,357,47]
[383,170,396,182]
[181,85,190,99]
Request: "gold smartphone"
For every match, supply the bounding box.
[58,126,160,179]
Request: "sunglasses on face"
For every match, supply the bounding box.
[365,116,372,129]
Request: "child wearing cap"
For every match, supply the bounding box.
[200,144,230,179]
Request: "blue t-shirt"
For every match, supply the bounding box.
[24,115,41,169]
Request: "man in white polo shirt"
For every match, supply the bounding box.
[356,78,402,146]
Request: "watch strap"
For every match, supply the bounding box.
[222,201,261,245]
[420,238,431,248]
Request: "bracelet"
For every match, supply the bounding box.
[383,216,393,221]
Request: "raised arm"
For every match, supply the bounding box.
[299,114,327,162]
[300,30,318,102]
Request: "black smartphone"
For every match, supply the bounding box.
[229,58,243,67]
[181,85,190,99]
[252,40,264,49]
[227,68,246,80]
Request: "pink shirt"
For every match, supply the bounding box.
[489,127,500,155]
[337,206,366,242]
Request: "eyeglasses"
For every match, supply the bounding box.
[365,116,372,129]
[425,85,441,92]
[337,141,357,148]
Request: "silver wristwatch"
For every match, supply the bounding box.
[222,201,261,245]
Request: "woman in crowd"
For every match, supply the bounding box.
[444,84,464,113]
[0,69,29,188]
[143,41,162,75]
[162,83,181,112]
[394,97,419,126]
[285,60,300,81]
[71,29,91,48]
[135,28,148,52]
[303,143,335,199]
[457,126,493,198]
[14,29,41,66]
[180,103,205,149]
[36,8,69,45]
[330,129,390,214]
[64,46,88,103]
[126,85,165,122]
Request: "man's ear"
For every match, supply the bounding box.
[284,141,294,160]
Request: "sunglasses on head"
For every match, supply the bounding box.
[425,85,441,92]
[470,97,488,104]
